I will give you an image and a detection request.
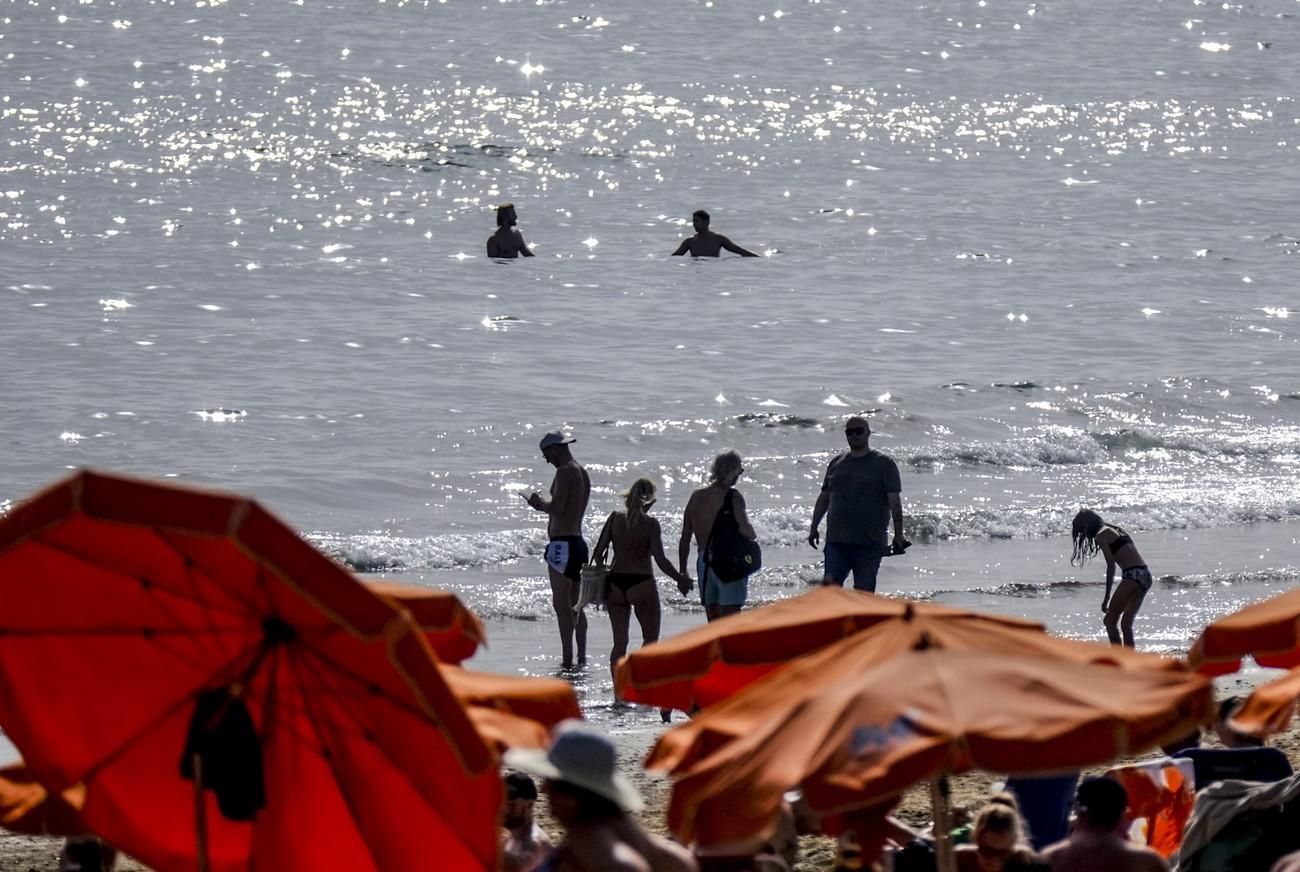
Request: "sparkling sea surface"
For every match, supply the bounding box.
[3,0,1299,722]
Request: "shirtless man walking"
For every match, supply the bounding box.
[679,450,757,622]
[527,431,591,669]
[671,210,759,258]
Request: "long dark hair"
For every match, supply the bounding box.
[1070,509,1103,565]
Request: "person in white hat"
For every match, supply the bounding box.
[526,431,592,669]
[506,720,698,872]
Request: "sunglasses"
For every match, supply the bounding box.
[844,427,867,436]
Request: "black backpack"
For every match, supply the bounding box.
[705,489,762,582]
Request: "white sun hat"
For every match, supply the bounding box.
[503,719,644,813]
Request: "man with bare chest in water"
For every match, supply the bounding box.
[671,210,759,258]
[526,431,591,669]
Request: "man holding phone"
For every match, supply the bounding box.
[525,430,592,669]
[808,415,907,593]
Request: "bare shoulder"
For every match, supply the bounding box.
[1126,842,1170,870]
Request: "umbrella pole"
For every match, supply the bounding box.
[930,776,955,872]
[192,753,210,872]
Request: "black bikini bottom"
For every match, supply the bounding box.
[607,572,653,594]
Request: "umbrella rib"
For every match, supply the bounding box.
[149,528,267,616]
[283,649,385,872]
[293,643,436,725]
[159,529,240,663]
[78,640,263,786]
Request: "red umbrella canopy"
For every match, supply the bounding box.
[0,471,502,872]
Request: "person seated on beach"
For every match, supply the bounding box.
[955,793,1037,872]
[591,477,693,685]
[1042,777,1169,872]
[503,771,554,872]
[1070,509,1153,648]
[671,210,759,258]
[505,720,698,872]
[487,203,534,258]
[1175,696,1293,787]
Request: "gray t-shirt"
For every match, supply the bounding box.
[822,450,902,546]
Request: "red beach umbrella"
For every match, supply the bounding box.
[0,470,502,872]
[1186,588,1300,676]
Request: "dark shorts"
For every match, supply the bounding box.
[823,541,887,592]
[1122,564,1153,593]
[544,536,588,582]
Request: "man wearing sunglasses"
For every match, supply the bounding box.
[808,416,907,592]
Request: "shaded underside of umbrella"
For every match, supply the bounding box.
[367,580,487,665]
[0,470,502,872]
[663,648,1210,848]
[1186,587,1300,676]
[648,612,1184,776]
[615,587,1043,710]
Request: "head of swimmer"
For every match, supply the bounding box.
[709,449,744,487]
[623,478,657,520]
[1070,509,1104,565]
[541,443,573,467]
[692,209,710,234]
[497,203,518,228]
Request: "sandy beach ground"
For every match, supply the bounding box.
[0,676,1292,871]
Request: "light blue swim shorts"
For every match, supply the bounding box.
[698,554,748,607]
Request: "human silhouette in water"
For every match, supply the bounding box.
[672,210,758,257]
[487,203,533,258]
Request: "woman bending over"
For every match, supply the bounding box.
[1071,509,1153,648]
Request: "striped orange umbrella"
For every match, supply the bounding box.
[1186,588,1300,676]
[441,666,581,750]
[368,580,486,665]
[1226,667,1300,737]
[0,764,87,836]
[615,587,1042,710]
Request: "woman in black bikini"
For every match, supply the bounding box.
[1071,509,1153,648]
[592,478,693,692]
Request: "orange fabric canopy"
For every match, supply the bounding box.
[441,666,581,750]
[661,648,1210,848]
[0,764,87,837]
[368,580,486,665]
[1226,666,1300,737]
[615,587,1042,710]
[0,470,502,872]
[648,610,1183,776]
[1186,588,1300,676]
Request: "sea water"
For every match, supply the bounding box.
[2,0,1299,726]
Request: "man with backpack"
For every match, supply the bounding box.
[679,450,759,622]
[808,415,908,593]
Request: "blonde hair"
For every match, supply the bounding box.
[709,450,743,484]
[623,478,656,526]
[973,793,1027,845]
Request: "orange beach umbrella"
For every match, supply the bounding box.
[1225,666,1300,737]
[1186,588,1300,676]
[661,647,1211,857]
[441,666,581,751]
[0,763,88,837]
[615,587,1042,710]
[368,579,487,665]
[0,470,502,872]
[648,607,1184,776]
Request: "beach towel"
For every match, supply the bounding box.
[1105,757,1194,858]
[1173,773,1300,871]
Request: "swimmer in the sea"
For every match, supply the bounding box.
[487,203,534,258]
[671,209,759,258]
